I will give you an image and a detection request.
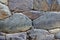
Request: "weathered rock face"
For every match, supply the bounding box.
[33,0,49,11]
[33,12,60,30]
[50,0,59,11]
[0,13,32,33]
[0,0,8,5]
[8,0,33,12]
[0,3,11,19]
[28,29,54,40]
[6,32,26,40]
[23,11,44,20]
[33,0,60,11]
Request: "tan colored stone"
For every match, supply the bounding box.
[49,28,60,34]
[0,3,11,19]
[0,0,8,5]
[33,0,49,11]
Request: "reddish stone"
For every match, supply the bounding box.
[23,11,44,20]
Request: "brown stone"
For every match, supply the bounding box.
[23,11,44,20]
[33,0,49,11]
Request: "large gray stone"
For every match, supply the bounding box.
[0,3,11,19]
[0,13,32,33]
[8,0,33,12]
[33,12,60,30]
[28,29,54,40]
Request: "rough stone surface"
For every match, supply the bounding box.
[23,11,44,20]
[33,0,49,11]
[33,12,60,30]
[6,32,26,40]
[33,0,60,11]
[27,29,54,40]
[0,13,32,33]
[0,3,11,19]
[8,0,33,12]
[0,0,8,5]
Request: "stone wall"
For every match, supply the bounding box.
[0,0,60,40]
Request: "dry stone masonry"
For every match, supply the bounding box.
[0,0,60,40]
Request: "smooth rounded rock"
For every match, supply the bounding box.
[0,13,32,33]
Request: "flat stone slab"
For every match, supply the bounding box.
[33,12,60,30]
[8,0,33,12]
